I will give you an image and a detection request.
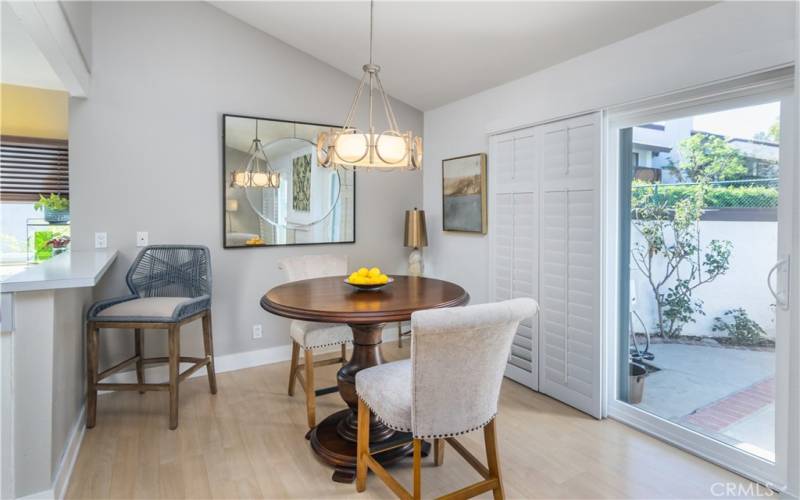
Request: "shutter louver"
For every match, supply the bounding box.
[538,113,601,419]
[508,192,536,374]
[1,136,69,202]
[491,131,539,390]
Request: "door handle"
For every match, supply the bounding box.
[767,256,790,310]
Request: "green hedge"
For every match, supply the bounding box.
[632,184,778,209]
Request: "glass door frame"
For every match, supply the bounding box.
[601,70,796,491]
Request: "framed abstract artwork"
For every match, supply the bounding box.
[292,153,311,212]
[442,153,487,233]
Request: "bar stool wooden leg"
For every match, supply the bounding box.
[134,328,145,393]
[288,341,300,396]
[484,420,504,500]
[168,324,180,430]
[86,322,99,429]
[397,322,403,348]
[341,343,347,364]
[304,349,315,428]
[202,311,217,394]
[356,398,370,493]
[434,438,445,466]
[413,439,422,499]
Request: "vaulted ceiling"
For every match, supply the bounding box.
[212,1,714,111]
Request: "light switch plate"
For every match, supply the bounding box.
[136,231,148,247]
[252,324,263,339]
[95,232,108,249]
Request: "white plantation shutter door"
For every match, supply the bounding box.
[490,113,600,416]
[490,130,539,390]
[539,113,602,418]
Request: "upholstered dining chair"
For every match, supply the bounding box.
[278,254,352,429]
[86,245,216,430]
[355,298,538,500]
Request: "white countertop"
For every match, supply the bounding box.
[0,250,118,293]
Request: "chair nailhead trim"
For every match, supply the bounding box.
[356,395,498,439]
[304,339,352,351]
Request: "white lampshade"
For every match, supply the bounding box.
[226,199,239,212]
[331,132,410,168]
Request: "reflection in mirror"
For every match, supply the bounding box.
[223,115,355,247]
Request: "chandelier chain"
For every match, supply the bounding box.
[369,0,374,65]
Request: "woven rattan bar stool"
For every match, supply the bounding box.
[85,245,216,430]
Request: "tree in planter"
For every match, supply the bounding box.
[631,182,733,338]
[666,133,748,182]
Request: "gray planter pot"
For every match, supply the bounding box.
[44,208,70,224]
[628,362,647,404]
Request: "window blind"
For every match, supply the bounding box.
[0,135,69,202]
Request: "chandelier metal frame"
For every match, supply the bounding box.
[230,120,281,189]
[317,0,422,170]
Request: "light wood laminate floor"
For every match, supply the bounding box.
[66,342,757,499]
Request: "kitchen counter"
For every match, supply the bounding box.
[0,249,117,498]
[0,250,117,293]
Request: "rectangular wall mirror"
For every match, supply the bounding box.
[222,114,355,248]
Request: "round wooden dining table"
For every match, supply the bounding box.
[260,275,469,483]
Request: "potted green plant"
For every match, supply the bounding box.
[34,193,70,224]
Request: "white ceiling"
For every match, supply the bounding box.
[212,1,714,111]
[1,2,65,91]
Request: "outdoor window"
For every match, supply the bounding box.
[617,100,782,464]
[0,136,69,266]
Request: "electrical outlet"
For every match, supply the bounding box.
[95,232,107,249]
[252,324,263,339]
[136,231,148,247]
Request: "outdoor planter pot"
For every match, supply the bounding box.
[629,362,647,404]
[44,208,70,224]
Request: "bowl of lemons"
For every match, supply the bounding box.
[345,267,393,291]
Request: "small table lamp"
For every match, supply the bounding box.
[404,208,428,276]
[226,199,239,232]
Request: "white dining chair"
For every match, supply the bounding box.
[354,298,538,500]
[278,254,353,429]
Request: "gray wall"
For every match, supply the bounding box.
[69,1,423,365]
[50,288,91,493]
[422,1,795,305]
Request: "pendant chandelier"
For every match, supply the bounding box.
[231,121,281,188]
[317,0,421,170]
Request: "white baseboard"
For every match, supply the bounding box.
[19,489,53,499]
[53,405,84,500]
[104,328,402,385]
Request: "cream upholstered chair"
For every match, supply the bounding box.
[355,298,538,500]
[278,254,353,428]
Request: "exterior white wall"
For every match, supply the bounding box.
[630,220,778,338]
[422,1,795,307]
[69,1,423,365]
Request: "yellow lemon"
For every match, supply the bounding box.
[378,274,389,284]
[368,267,381,278]
[348,272,359,282]
[357,267,369,277]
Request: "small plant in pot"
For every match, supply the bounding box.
[34,193,70,224]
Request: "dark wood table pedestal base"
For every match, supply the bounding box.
[310,409,426,483]
[308,322,430,483]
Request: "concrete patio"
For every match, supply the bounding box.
[634,343,775,460]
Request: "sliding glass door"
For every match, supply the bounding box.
[608,85,794,489]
